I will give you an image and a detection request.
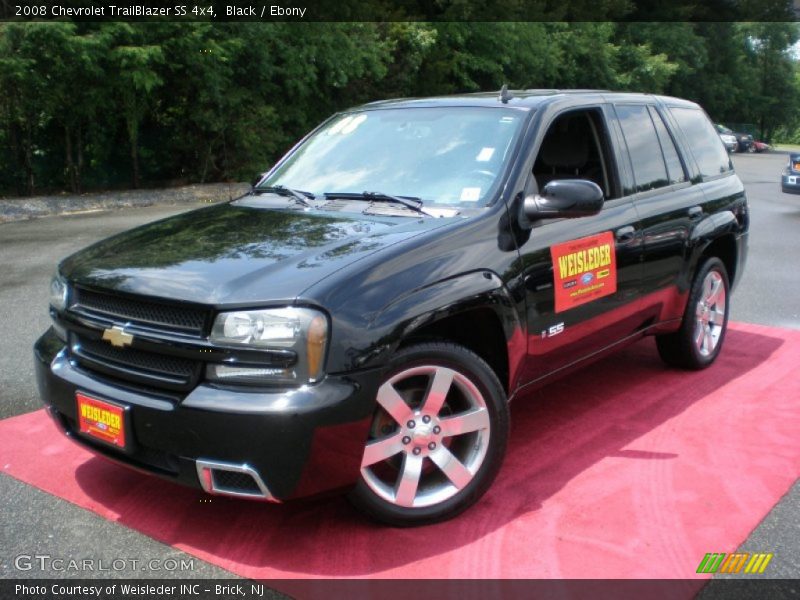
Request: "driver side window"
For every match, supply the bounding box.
[533,109,617,199]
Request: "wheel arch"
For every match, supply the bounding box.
[688,211,741,288]
[369,270,525,395]
[397,307,511,395]
[699,233,738,287]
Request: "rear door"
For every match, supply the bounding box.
[633,104,740,325]
[612,103,707,325]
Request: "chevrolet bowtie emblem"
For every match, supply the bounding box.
[102,326,134,348]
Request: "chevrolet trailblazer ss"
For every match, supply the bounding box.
[36,90,748,526]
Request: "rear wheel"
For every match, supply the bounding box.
[349,342,508,526]
[656,257,730,370]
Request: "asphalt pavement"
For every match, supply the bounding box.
[0,153,798,583]
[727,152,800,330]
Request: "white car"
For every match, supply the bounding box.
[719,132,738,153]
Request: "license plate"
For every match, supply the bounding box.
[76,393,127,449]
[789,176,797,185]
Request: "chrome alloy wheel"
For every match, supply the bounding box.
[360,365,491,509]
[694,270,727,357]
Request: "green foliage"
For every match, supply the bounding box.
[0,20,798,196]
[739,22,800,141]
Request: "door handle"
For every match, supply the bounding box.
[688,206,703,220]
[615,226,636,244]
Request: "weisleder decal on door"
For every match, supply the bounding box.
[550,231,617,313]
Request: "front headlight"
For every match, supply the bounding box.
[49,274,68,311]
[208,307,328,385]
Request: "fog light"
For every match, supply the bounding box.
[206,364,297,385]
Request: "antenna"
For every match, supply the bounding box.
[499,84,514,104]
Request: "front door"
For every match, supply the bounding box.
[516,106,644,383]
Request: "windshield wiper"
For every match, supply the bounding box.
[253,185,314,207]
[324,191,428,216]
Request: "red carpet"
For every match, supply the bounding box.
[2,322,799,580]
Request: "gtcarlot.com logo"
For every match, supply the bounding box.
[697,552,773,574]
[14,554,195,572]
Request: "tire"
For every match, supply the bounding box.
[348,341,509,526]
[656,257,730,370]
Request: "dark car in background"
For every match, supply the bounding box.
[36,90,748,526]
[782,153,800,193]
[716,124,754,153]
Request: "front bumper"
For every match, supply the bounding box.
[781,173,800,193]
[34,328,378,501]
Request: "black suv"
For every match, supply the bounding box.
[36,90,748,526]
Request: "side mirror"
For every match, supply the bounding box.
[524,179,604,220]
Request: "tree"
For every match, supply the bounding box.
[0,24,46,195]
[1,18,798,197]
[103,24,164,188]
[23,23,105,192]
[741,22,800,140]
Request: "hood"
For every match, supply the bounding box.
[61,203,449,306]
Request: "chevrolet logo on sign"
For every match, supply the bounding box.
[102,326,133,348]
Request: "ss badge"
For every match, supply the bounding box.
[541,322,565,339]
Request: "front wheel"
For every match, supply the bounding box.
[348,342,509,526]
[656,257,730,369]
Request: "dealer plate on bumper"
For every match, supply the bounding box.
[76,392,128,449]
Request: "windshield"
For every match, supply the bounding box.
[259,107,526,207]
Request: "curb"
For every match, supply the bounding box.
[0,182,250,223]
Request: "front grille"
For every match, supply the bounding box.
[71,334,200,392]
[72,288,210,335]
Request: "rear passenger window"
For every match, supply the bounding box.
[648,107,686,184]
[668,107,732,178]
[615,104,669,193]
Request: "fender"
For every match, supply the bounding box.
[364,270,526,388]
[682,210,740,289]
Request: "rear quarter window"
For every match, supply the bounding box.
[615,104,670,193]
[668,107,733,178]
